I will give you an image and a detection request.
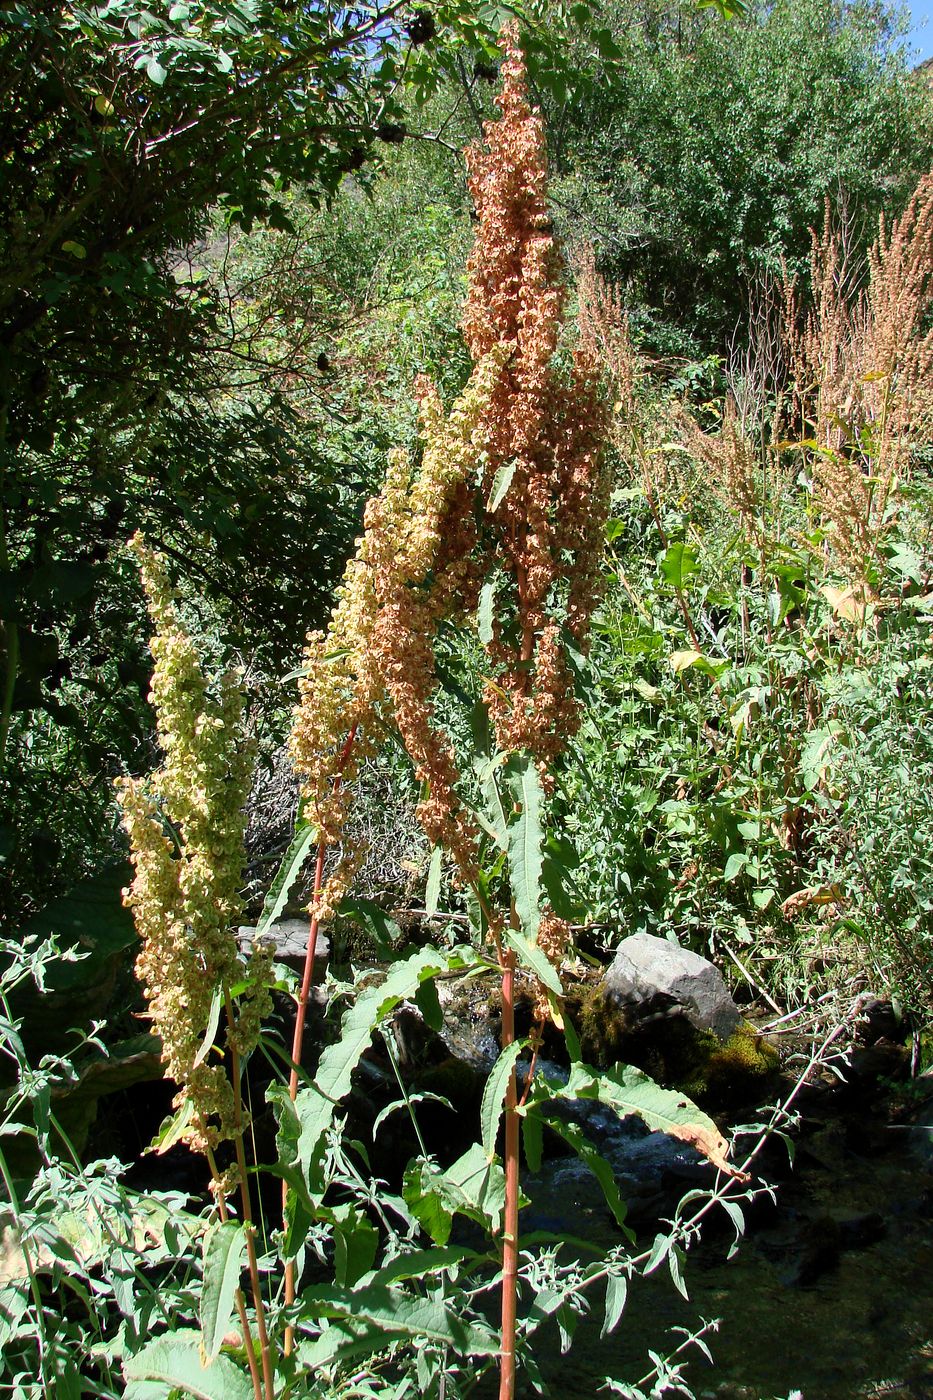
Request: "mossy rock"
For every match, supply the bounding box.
[569,982,778,1108]
[678,1022,780,1105]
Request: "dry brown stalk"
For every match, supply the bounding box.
[785,173,933,596]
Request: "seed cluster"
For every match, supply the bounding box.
[117,536,271,1153]
[463,29,609,769]
[290,29,609,1011]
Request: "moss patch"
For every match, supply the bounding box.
[567,983,779,1108]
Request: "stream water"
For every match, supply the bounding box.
[520,1064,933,1399]
[432,987,933,1399]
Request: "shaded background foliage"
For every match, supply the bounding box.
[1,0,931,965]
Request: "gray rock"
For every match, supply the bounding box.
[602,932,741,1042]
[238,918,329,968]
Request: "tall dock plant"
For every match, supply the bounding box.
[117,536,275,1400]
[288,30,740,1398]
[116,33,747,1399]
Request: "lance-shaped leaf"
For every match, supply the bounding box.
[487,460,516,512]
[504,753,544,940]
[425,845,443,918]
[199,1222,246,1364]
[503,924,562,995]
[480,1039,524,1156]
[298,1283,499,1365]
[527,1061,748,1180]
[257,813,316,936]
[533,1109,631,1235]
[290,946,471,1175]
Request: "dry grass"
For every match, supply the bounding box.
[786,173,933,595]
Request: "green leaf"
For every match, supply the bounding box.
[659,541,699,589]
[529,1062,739,1175]
[521,1107,543,1172]
[504,754,544,941]
[668,1241,688,1299]
[503,924,562,995]
[414,976,443,1032]
[601,1273,627,1338]
[341,898,403,953]
[146,1098,195,1155]
[295,947,458,1170]
[61,240,86,260]
[538,1111,630,1233]
[487,461,516,512]
[370,1245,475,1288]
[257,817,317,936]
[480,1040,523,1155]
[478,574,498,645]
[403,1161,453,1245]
[123,1330,252,1400]
[476,757,509,851]
[332,1204,379,1287]
[299,1285,498,1365]
[146,57,168,85]
[723,851,747,882]
[192,986,221,1069]
[199,1223,245,1364]
[425,845,442,918]
[439,1142,508,1230]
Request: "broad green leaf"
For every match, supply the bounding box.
[341,897,403,953]
[146,57,168,85]
[530,1062,745,1178]
[478,574,498,645]
[199,1222,245,1364]
[331,1204,378,1287]
[299,1285,498,1366]
[601,1273,627,1338]
[425,845,442,918]
[440,1142,508,1230]
[340,896,400,952]
[504,754,544,940]
[480,1039,523,1155]
[487,461,516,512]
[723,851,747,882]
[369,1245,474,1288]
[403,1161,453,1245]
[294,947,458,1171]
[407,1144,510,1242]
[659,541,699,589]
[257,817,316,936]
[414,976,443,1032]
[123,1330,252,1400]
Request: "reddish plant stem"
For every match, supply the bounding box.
[283,724,357,1355]
[498,941,520,1400]
[497,572,535,1400]
[225,996,276,1400]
